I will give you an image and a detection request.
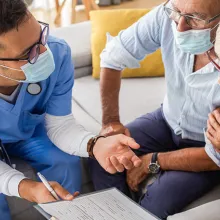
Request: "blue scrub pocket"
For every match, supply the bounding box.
[23,111,46,133]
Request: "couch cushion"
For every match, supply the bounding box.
[74,66,92,79]
[72,99,101,134]
[168,198,220,220]
[51,21,92,69]
[72,76,166,125]
[183,185,220,211]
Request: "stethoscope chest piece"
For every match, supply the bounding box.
[27,83,42,95]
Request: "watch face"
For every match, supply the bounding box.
[149,163,160,174]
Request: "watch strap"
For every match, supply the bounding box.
[87,135,106,159]
[151,152,158,163]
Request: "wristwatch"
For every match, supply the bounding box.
[87,135,106,159]
[148,153,161,174]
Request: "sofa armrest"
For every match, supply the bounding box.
[51,21,92,78]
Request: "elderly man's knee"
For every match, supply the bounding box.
[140,193,177,220]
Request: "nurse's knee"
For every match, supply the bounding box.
[0,194,11,220]
[54,154,81,171]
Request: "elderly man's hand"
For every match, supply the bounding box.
[93,134,142,174]
[126,154,152,192]
[100,122,131,137]
[206,108,220,152]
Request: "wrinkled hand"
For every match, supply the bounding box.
[19,179,79,204]
[100,122,131,137]
[206,108,220,152]
[93,134,142,174]
[126,154,152,192]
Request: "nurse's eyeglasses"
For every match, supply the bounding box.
[163,0,220,29]
[0,21,49,65]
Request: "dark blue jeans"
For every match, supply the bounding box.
[89,108,220,219]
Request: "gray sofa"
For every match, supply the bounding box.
[7,21,220,220]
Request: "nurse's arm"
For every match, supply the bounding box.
[0,161,76,204]
[45,114,142,174]
[0,157,77,203]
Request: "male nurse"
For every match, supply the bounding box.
[0,1,141,219]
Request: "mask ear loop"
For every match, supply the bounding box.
[0,72,23,83]
[0,64,24,82]
[0,64,23,72]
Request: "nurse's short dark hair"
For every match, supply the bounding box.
[0,0,28,35]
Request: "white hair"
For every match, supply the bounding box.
[215,25,220,58]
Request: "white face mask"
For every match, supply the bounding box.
[172,21,219,55]
[0,44,55,83]
[215,24,220,58]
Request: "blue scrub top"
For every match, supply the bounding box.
[0,36,74,143]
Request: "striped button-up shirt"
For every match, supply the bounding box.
[100,4,220,166]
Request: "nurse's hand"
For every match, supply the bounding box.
[93,134,142,174]
[18,179,79,204]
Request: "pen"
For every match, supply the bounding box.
[37,172,60,201]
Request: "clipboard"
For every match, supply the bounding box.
[34,188,160,220]
[34,205,52,220]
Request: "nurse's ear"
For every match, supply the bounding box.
[215,24,220,58]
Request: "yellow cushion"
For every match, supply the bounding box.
[90,9,164,79]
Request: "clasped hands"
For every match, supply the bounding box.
[100,122,152,192]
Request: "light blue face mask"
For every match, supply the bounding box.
[0,44,55,83]
[172,21,219,55]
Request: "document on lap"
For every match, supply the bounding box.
[35,188,158,220]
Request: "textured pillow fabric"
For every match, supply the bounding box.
[90,9,165,79]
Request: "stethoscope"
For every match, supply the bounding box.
[0,140,15,169]
[26,83,42,95]
[0,83,42,168]
[0,84,42,167]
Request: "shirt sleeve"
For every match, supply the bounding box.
[45,113,95,157]
[204,128,220,167]
[100,4,164,71]
[0,161,26,197]
[46,44,74,116]
[205,143,220,167]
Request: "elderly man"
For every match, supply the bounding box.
[169,24,220,220]
[89,0,220,219]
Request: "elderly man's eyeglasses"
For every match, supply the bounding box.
[0,21,49,65]
[163,0,220,29]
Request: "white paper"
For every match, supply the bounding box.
[39,188,157,220]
